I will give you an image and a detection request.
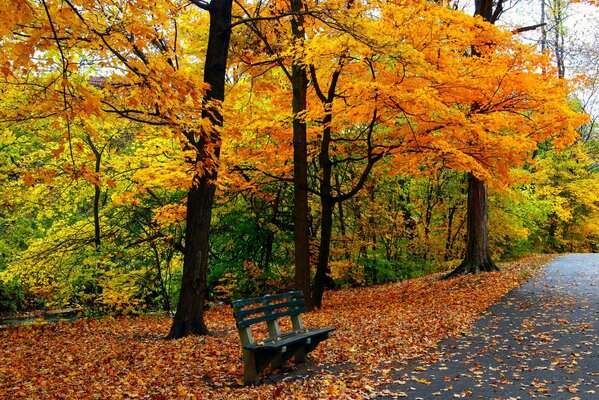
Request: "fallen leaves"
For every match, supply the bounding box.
[0,255,554,399]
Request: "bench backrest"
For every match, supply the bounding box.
[232,291,306,346]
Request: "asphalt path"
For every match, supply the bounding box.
[378,253,599,399]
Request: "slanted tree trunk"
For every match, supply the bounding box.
[290,0,312,310]
[445,173,498,278]
[168,0,232,338]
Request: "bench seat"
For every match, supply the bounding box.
[244,327,335,352]
[232,291,335,385]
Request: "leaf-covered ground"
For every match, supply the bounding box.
[0,255,555,399]
[376,253,599,399]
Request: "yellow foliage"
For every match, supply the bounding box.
[97,269,144,315]
[330,260,365,284]
[213,273,238,301]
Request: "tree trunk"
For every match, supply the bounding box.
[475,0,495,21]
[84,134,103,250]
[168,0,232,338]
[368,184,377,283]
[151,240,172,312]
[311,68,339,309]
[168,173,216,337]
[444,173,498,278]
[262,188,281,273]
[313,196,335,308]
[547,213,561,252]
[312,163,335,308]
[92,151,102,249]
[444,205,457,261]
[290,0,312,310]
[551,0,567,79]
[444,0,503,279]
[540,0,547,52]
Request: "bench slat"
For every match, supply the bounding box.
[236,306,307,328]
[232,291,303,307]
[244,327,335,351]
[233,299,305,319]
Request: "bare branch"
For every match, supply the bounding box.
[512,23,545,35]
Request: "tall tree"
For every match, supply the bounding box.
[229,0,398,308]
[229,0,316,308]
[444,0,504,278]
[289,0,313,309]
[0,0,233,337]
[168,0,233,338]
[309,59,385,308]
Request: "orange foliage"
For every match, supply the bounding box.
[223,0,586,197]
[0,255,554,399]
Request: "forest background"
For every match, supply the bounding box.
[0,0,597,332]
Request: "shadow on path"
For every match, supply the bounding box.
[378,253,599,399]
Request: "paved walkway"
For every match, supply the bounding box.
[378,253,599,399]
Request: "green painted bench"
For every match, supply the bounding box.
[232,291,335,385]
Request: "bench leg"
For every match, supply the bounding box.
[242,350,260,385]
[293,347,307,364]
[270,352,283,371]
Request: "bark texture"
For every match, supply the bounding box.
[444,0,503,279]
[290,0,313,310]
[168,0,232,338]
[444,173,499,278]
[311,68,338,309]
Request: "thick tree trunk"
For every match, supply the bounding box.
[444,173,498,278]
[444,0,502,279]
[168,0,231,338]
[475,0,495,21]
[290,0,312,310]
[168,172,216,337]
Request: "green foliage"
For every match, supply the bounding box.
[0,116,188,316]
[358,248,433,285]
[208,193,295,300]
[0,274,26,313]
[2,128,596,315]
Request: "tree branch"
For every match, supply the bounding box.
[189,0,212,11]
[512,23,545,35]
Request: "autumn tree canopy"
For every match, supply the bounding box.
[0,0,593,333]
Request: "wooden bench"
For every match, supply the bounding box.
[232,291,335,385]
